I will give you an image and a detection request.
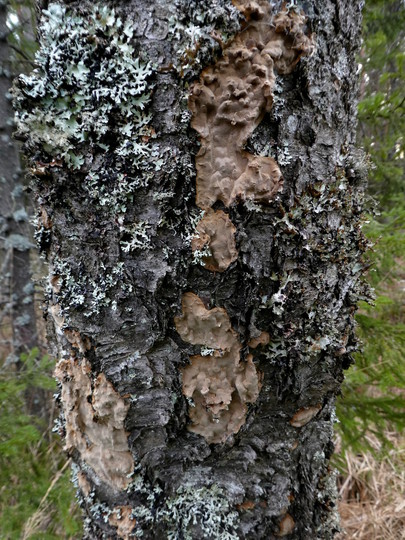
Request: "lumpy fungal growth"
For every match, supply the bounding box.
[189,0,313,271]
[108,506,135,540]
[276,513,296,537]
[191,209,238,272]
[289,404,322,428]
[54,358,134,490]
[175,293,261,443]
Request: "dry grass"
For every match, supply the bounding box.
[336,432,405,540]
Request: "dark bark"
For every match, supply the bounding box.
[13,1,369,538]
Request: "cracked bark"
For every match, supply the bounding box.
[13,0,368,538]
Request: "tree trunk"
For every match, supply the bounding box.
[0,2,38,361]
[13,0,368,538]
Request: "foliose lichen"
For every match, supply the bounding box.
[157,484,239,540]
[49,257,132,320]
[13,3,153,171]
[168,0,241,78]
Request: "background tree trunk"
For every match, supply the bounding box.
[13,0,368,538]
[0,1,38,361]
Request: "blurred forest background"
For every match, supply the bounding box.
[0,0,404,538]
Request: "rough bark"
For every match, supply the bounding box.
[13,0,369,538]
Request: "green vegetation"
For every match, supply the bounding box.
[0,349,82,539]
[336,0,405,459]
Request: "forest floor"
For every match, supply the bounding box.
[337,430,405,540]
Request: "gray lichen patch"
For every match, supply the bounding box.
[54,357,134,491]
[158,484,240,540]
[12,3,153,171]
[175,292,261,443]
[167,0,241,78]
[49,257,133,319]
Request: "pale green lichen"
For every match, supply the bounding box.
[271,78,286,119]
[120,221,152,253]
[124,472,163,538]
[168,1,240,77]
[277,142,293,166]
[257,176,370,366]
[14,3,152,170]
[50,257,132,319]
[315,469,341,539]
[157,485,239,540]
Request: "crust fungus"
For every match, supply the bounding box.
[289,404,322,428]
[64,329,91,354]
[189,0,313,271]
[248,331,270,349]
[108,506,135,540]
[276,513,295,537]
[236,500,256,511]
[175,292,261,443]
[50,303,64,333]
[192,209,238,272]
[54,358,134,490]
[77,471,92,497]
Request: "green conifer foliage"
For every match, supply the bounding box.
[336,0,405,459]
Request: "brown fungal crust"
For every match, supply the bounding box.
[175,292,261,443]
[54,358,134,490]
[108,506,135,540]
[189,0,313,270]
[77,471,92,497]
[289,404,322,428]
[248,330,270,349]
[191,209,238,272]
[189,0,312,209]
[276,513,296,537]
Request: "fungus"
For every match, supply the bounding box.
[236,500,256,511]
[191,209,238,272]
[289,404,322,428]
[188,0,313,271]
[50,303,64,333]
[54,358,134,490]
[276,513,295,537]
[77,471,92,498]
[248,331,270,349]
[175,292,261,443]
[109,506,135,540]
[63,329,91,354]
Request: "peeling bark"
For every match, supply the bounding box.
[13,0,368,538]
